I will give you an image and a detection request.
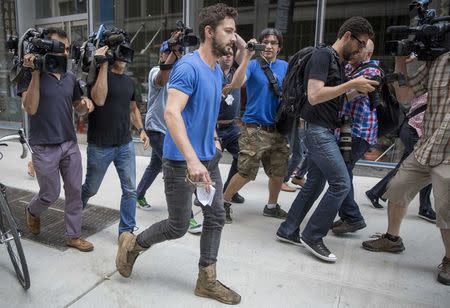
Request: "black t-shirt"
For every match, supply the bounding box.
[17,69,81,146]
[88,70,136,146]
[300,47,345,129]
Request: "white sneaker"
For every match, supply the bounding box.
[188,218,202,234]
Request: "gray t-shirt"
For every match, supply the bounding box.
[17,70,81,146]
[144,67,168,134]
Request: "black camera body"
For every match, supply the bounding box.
[386,0,450,61]
[76,25,134,74]
[172,20,199,48]
[8,28,68,83]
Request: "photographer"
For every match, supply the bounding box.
[331,39,382,234]
[277,17,378,262]
[362,51,450,285]
[81,33,149,236]
[18,28,94,252]
[223,28,290,222]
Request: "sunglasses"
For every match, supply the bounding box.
[185,170,215,187]
[351,34,366,49]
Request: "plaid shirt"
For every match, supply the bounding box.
[408,52,450,166]
[342,60,381,145]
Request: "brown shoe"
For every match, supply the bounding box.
[362,233,405,253]
[291,176,305,187]
[281,182,296,192]
[116,232,146,278]
[438,257,450,285]
[195,263,241,305]
[66,237,94,252]
[25,208,40,235]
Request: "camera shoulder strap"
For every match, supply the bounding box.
[257,57,282,98]
[406,104,428,119]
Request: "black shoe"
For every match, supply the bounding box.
[332,220,366,235]
[263,204,287,219]
[276,231,303,246]
[224,202,232,224]
[231,192,245,204]
[418,208,436,223]
[437,257,450,285]
[365,191,383,209]
[300,237,337,262]
[331,219,344,229]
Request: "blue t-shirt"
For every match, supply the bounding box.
[163,51,223,161]
[242,59,288,125]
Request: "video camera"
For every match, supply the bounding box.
[75,25,134,73]
[386,0,450,61]
[8,28,68,83]
[169,20,199,48]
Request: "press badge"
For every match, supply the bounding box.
[225,94,234,105]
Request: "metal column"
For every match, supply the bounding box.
[314,0,327,45]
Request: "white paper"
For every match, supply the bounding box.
[196,185,216,206]
[225,94,234,105]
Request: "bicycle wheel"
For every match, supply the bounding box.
[0,192,30,290]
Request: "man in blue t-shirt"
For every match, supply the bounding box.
[116,3,241,304]
[222,28,290,222]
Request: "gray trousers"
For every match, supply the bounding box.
[137,151,225,267]
[28,140,83,238]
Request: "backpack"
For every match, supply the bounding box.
[275,45,328,135]
[351,63,405,137]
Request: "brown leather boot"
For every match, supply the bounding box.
[25,208,40,235]
[116,232,146,278]
[195,263,241,305]
[66,237,94,252]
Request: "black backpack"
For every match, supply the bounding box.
[275,45,327,135]
[350,63,405,137]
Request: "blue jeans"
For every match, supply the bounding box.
[81,141,137,234]
[338,136,370,223]
[278,123,351,243]
[217,124,240,192]
[284,122,309,182]
[136,131,164,199]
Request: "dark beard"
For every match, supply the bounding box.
[211,36,231,57]
[342,42,354,62]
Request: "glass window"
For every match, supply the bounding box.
[36,0,87,19]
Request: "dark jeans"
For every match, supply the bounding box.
[278,123,351,243]
[136,151,225,267]
[81,141,136,234]
[136,131,164,199]
[338,136,370,223]
[367,123,432,212]
[217,123,240,192]
[284,122,308,183]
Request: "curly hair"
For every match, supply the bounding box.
[337,16,374,40]
[198,3,238,43]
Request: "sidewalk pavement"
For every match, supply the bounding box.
[0,142,449,308]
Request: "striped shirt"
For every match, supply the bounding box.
[408,52,450,166]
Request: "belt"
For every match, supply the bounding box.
[243,122,276,132]
[216,119,235,128]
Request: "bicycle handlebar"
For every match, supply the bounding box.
[0,129,33,160]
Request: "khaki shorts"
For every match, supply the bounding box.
[237,126,290,181]
[384,153,450,228]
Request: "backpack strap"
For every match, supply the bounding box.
[406,104,427,119]
[257,58,281,98]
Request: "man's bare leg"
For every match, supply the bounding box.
[441,229,450,259]
[386,200,408,236]
[268,176,283,204]
[223,173,250,202]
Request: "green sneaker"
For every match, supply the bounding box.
[188,218,202,234]
[136,197,151,211]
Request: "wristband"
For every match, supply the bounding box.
[138,128,144,135]
[159,63,173,71]
[214,137,221,142]
[94,55,108,64]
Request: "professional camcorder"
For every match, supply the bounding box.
[385,0,450,61]
[169,20,199,48]
[75,25,134,73]
[8,28,68,83]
